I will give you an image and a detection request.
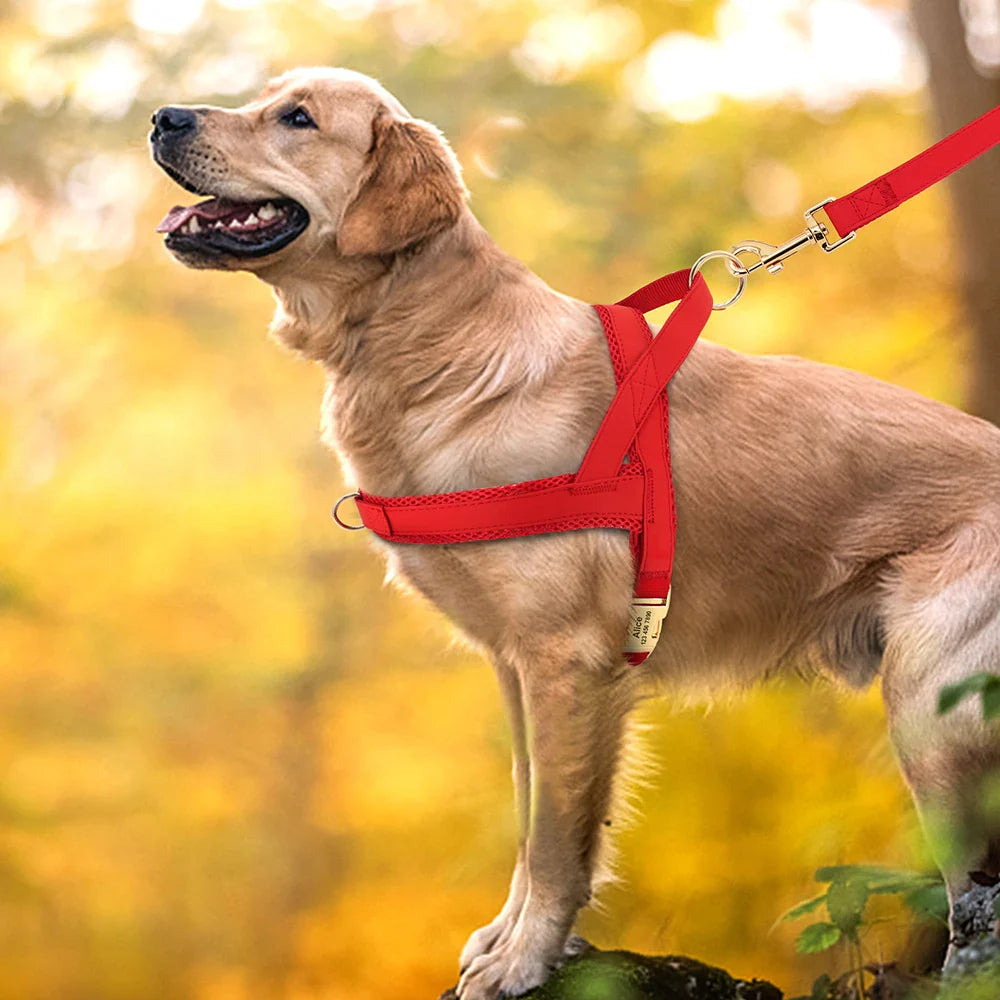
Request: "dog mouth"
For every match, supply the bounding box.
[156,196,310,258]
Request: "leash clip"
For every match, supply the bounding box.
[804,197,857,253]
[730,197,856,279]
[691,198,857,310]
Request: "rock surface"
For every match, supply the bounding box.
[948,883,1000,952]
[439,940,783,1000]
[437,888,1000,1000]
[940,883,1000,993]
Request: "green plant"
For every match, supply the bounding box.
[779,865,946,999]
[791,973,832,1000]
[938,673,1000,720]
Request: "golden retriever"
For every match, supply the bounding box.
[151,67,1000,998]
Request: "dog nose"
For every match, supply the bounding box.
[151,106,198,140]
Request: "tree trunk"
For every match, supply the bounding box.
[909,0,1000,425]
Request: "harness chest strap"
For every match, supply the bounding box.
[338,101,1000,664]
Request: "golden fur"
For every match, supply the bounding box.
[153,68,1000,997]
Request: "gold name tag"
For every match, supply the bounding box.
[623,591,671,657]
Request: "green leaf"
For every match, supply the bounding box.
[774,892,828,927]
[938,684,966,714]
[938,673,998,715]
[905,883,950,925]
[982,677,1000,720]
[814,865,913,884]
[796,922,842,954]
[993,895,1000,921]
[869,874,941,895]
[826,877,869,937]
[811,973,832,1000]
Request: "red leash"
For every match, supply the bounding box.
[333,103,1000,664]
[826,103,1000,239]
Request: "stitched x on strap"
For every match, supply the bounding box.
[578,275,711,482]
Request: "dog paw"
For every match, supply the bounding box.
[460,865,529,973]
[456,929,562,1000]
[459,918,508,973]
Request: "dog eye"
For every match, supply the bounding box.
[281,107,317,129]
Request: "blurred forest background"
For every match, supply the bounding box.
[2,0,999,998]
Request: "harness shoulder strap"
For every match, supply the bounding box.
[576,273,711,483]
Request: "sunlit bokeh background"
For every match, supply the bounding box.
[2,0,994,997]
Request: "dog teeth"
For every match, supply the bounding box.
[185,207,283,235]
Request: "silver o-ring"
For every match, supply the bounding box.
[332,492,365,530]
[689,250,748,311]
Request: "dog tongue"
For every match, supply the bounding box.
[156,198,245,233]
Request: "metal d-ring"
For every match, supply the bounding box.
[688,249,748,311]
[332,491,365,530]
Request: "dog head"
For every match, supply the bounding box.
[150,67,468,273]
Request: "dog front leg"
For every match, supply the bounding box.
[460,660,531,972]
[458,640,637,1000]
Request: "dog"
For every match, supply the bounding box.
[151,67,1000,998]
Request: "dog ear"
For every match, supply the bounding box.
[337,110,467,256]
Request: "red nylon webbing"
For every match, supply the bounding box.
[355,472,644,544]
[596,304,679,602]
[825,103,1000,239]
[616,268,692,313]
[577,274,710,483]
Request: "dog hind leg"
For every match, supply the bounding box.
[881,523,1000,939]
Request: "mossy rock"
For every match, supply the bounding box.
[440,943,782,1000]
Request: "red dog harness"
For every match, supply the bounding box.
[334,104,1000,665]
